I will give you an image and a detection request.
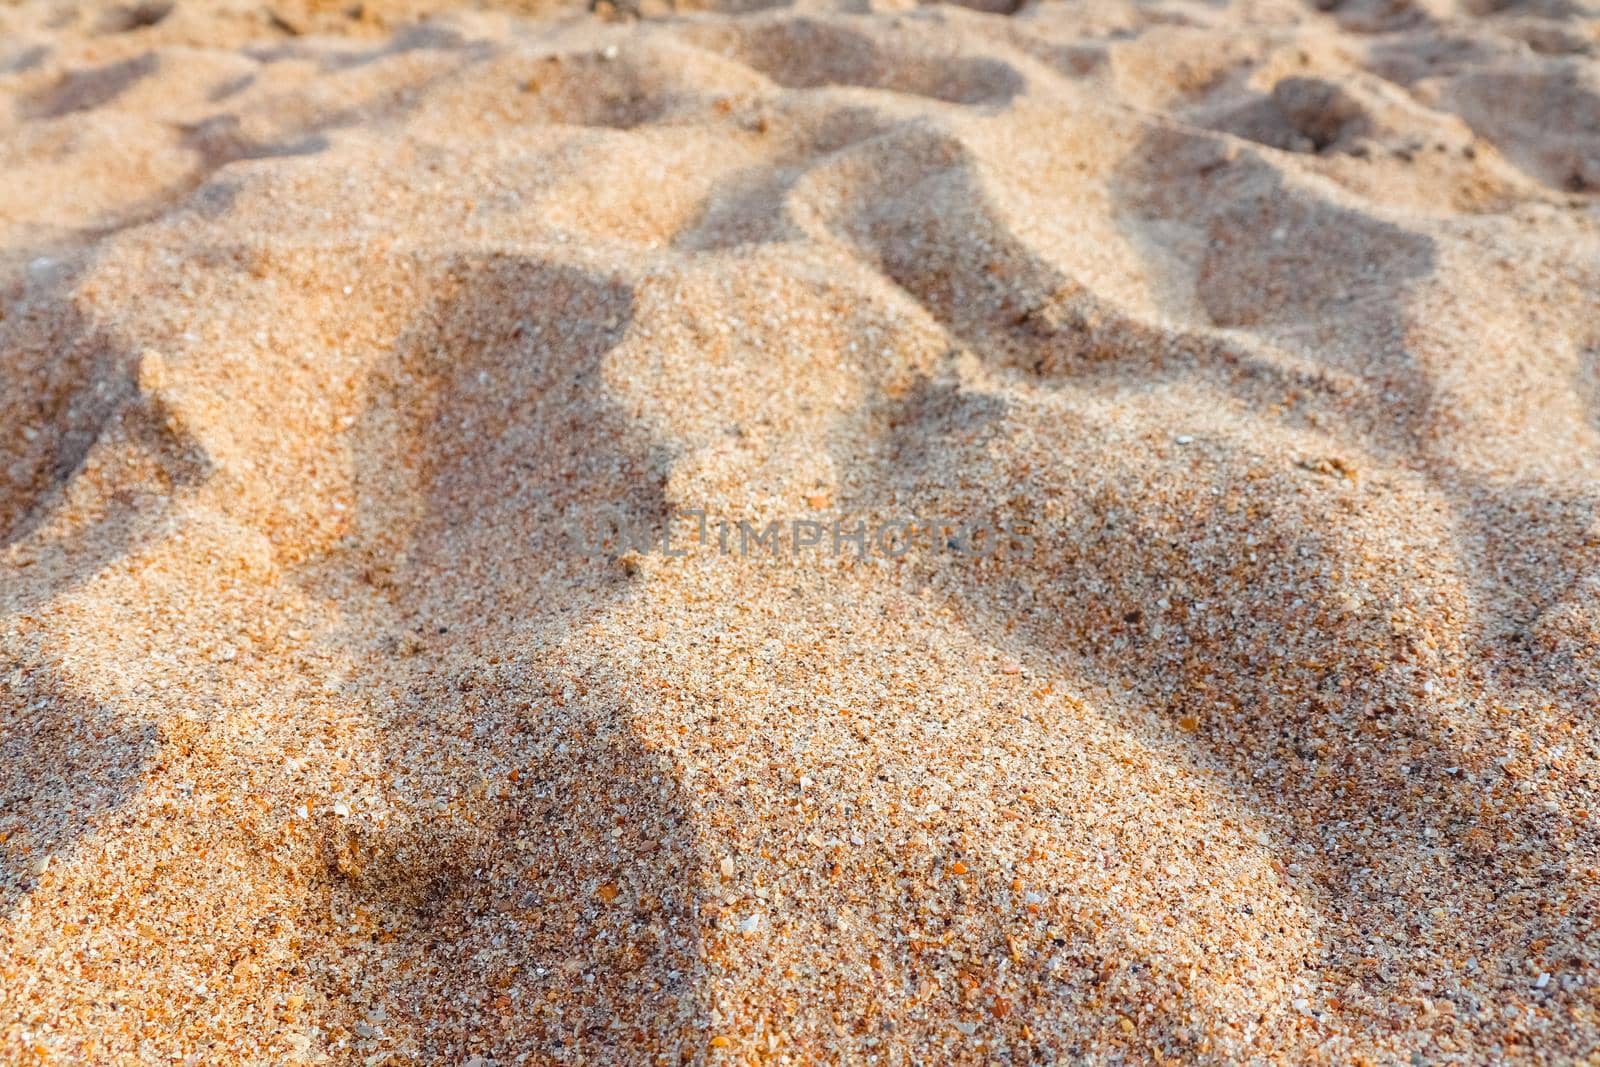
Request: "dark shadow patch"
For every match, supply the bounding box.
[1113,122,1600,677]
[1454,483,1600,643]
[925,0,1029,14]
[322,21,470,72]
[0,667,157,912]
[1207,77,1375,155]
[676,105,891,251]
[179,114,332,165]
[1,282,211,552]
[1424,65,1600,193]
[306,663,709,1063]
[336,255,671,632]
[1,287,211,623]
[1582,342,1600,435]
[207,72,257,103]
[818,122,1378,438]
[1,293,139,548]
[0,44,50,76]
[245,21,475,72]
[97,0,174,34]
[1308,0,1437,34]
[1192,178,1432,328]
[24,53,159,119]
[520,51,680,131]
[0,385,211,620]
[1109,124,1438,453]
[837,378,1599,1050]
[877,372,1011,469]
[280,254,708,1060]
[689,16,1025,106]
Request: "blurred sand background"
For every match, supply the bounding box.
[2,0,1599,1062]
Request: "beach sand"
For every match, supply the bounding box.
[2,0,1599,1062]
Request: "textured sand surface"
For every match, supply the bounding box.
[3,0,1600,1062]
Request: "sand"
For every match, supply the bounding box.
[2,0,1598,1062]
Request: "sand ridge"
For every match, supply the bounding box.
[2,0,1599,1062]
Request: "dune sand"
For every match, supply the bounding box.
[2,0,1599,1062]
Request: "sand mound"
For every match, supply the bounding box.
[2,0,1598,1062]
